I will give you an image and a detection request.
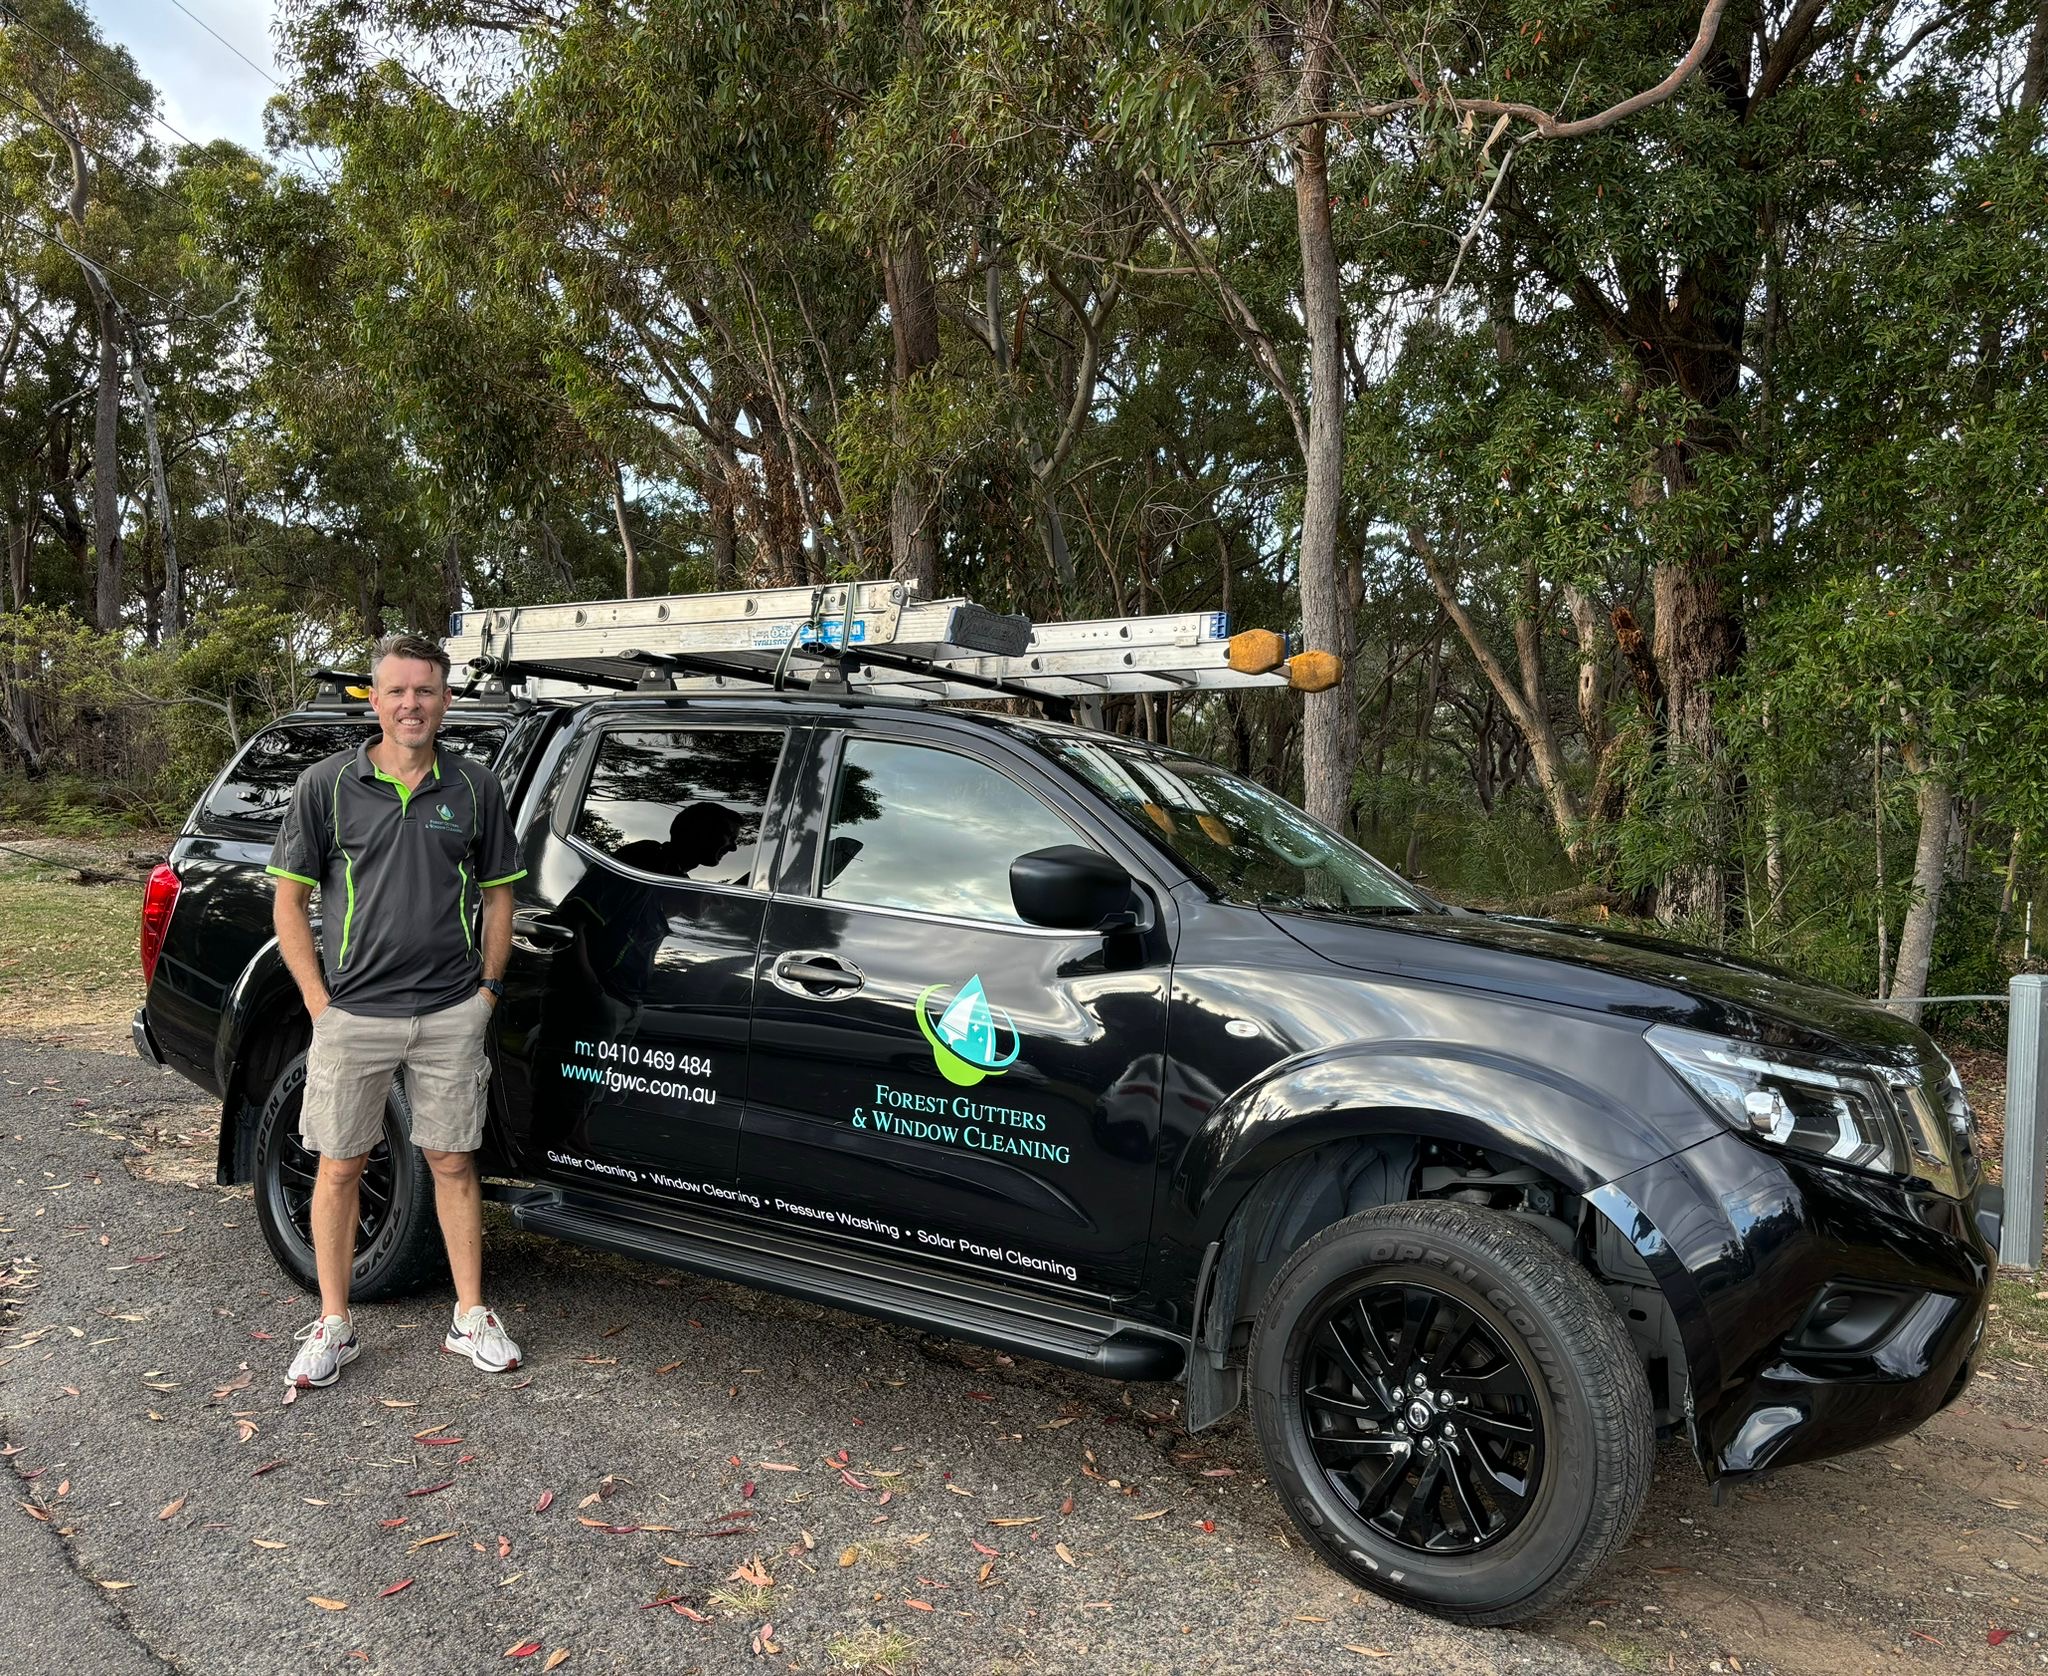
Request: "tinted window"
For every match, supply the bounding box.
[1042,735,1430,917]
[573,728,784,887]
[203,719,510,828]
[820,739,1085,924]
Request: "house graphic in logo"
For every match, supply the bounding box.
[915,975,1021,1087]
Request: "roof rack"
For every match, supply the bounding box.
[443,580,1339,714]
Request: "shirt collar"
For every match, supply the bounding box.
[354,740,443,782]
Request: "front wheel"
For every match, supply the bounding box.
[1248,1200,1652,1625]
[250,1050,445,1302]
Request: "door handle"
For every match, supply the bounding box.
[512,913,575,954]
[771,953,865,998]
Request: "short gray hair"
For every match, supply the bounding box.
[370,631,451,687]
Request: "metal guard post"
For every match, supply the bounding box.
[2002,974,2048,1270]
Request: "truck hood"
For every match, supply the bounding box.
[1267,909,1930,1066]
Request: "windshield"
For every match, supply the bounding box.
[1037,734,1434,916]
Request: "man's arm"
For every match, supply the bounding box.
[479,882,514,1005]
[273,877,329,1020]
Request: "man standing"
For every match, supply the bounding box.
[266,632,526,1389]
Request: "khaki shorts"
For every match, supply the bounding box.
[301,992,494,1158]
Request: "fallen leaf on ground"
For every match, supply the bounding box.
[209,1367,254,1404]
[1055,1543,1076,1566]
[407,1531,457,1551]
[838,1546,859,1567]
[726,1557,773,1589]
[971,1539,999,1557]
[1345,1648,1391,1660]
[377,1400,417,1409]
[945,1484,973,1497]
[542,1654,569,1673]
[309,1597,348,1611]
[499,1535,512,1559]
[406,1481,455,1498]
[19,1504,48,1522]
[1132,1509,1170,1521]
[758,1461,799,1472]
[673,1603,709,1621]
[504,1641,542,1659]
[988,1517,1039,1527]
[905,1599,934,1612]
[235,1420,259,1444]
[252,1539,289,1550]
[380,1518,409,1529]
[640,1595,681,1610]
[1058,1495,1075,1516]
[98,1581,134,1591]
[379,1580,413,1598]
[157,1497,186,1521]
[659,1556,693,1569]
[534,1491,554,1513]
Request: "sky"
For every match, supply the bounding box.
[86,0,281,155]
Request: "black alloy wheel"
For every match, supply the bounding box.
[273,1121,400,1254]
[1248,1200,1653,1625]
[251,1049,445,1301]
[1300,1280,1544,1554]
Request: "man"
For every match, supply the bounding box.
[266,632,527,1389]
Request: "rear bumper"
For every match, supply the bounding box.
[1601,1131,1997,1480]
[132,1005,166,1067]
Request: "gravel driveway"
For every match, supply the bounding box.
[1,1024,1607,1676]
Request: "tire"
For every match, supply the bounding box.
[1247,1200,1652,1626]
[250,1050,445,1302]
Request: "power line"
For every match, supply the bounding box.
[163,0,281,89]
[0,1,212,156]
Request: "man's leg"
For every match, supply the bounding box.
[310,1152,369,1321]
[421,1147,483,1316]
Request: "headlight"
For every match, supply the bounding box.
[1647,1025,1914,1178]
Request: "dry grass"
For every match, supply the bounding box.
[0,837,155,1040]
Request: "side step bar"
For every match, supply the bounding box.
[512,1194,1186,1382]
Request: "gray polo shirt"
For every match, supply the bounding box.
[267,740,526,1017]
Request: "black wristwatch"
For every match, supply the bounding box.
[480,978,506,999]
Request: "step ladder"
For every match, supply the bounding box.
[443,580,1339,710]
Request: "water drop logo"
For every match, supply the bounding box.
[915,975,1021,1087]
[436,802,454,823]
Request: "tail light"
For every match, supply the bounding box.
[140,863,181,988]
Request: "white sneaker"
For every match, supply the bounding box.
[287,1314,360,1389]
[443,1304,521,1372]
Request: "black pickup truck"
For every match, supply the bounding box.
[132,680,2000,1623]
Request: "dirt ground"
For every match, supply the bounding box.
[9,844,2048,1673]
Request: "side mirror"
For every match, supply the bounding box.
[1010,845,1137,933]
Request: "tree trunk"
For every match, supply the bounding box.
[127,330,180,640]
[1291,0,1353,832]
[884,231,941,597]
[1649,555,1742,928]
[610,461,640,598]
[1887,751,1953,1025]
[441,529,463,627]
[86,288,123,630]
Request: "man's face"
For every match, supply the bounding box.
[370,656,450,752]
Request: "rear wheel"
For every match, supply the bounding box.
[250,1050,444,1301]
[1248,1200,1652,1625]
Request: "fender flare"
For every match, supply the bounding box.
[213,938,305,1184]
[1176,1040,1673,1244]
